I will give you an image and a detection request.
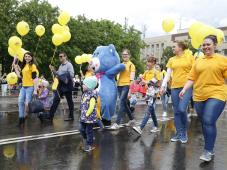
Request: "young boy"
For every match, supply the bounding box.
[133,56,161,135]
[128,77,142,112]
[79,76,98,152]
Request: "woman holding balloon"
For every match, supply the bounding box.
[179,35,227,162]
[13,52,39,127]
[160,41,194,144]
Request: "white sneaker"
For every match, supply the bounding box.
[126,120,136,127]
[188,113,192,118]
[162,112,167,117]
[109,123,120,130]
[150,127,160,133]
[199,150,214,162]
[133,126,142,135]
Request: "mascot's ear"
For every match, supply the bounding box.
[108,44,116,55]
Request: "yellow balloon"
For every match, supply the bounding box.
[191,39,201,49]
[17,48,26,62]
[8,47,18,57]
[51,24,63,34]
[52,34,63,46]
[85,54,92,62]
[8,36,22,51]
[35,25,45,37]
[215,29,224,45]
[188,22,204,39]
[75,56,83,64]
[194,51,204,58]
[58,11,70,25]
[63,25,70,32]
[16,21,29,36]
[81,54,88,63]
[195,25,215,45]
[6,72,18,85]
[162,18,175,33]
[52,78,59,90]
[3,145,15,159]
[62,31,71,42]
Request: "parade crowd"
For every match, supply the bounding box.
[1,35,227,162]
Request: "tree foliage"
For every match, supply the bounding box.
[0,0,145,78]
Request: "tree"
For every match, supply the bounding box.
[162,46,173,67]
[0,0,19,74]
[0,0,145,79]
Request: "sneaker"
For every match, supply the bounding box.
[162,112,167,117]
[38,113,44,122]
[133,126,142,135]
[84,145,95,152]
[150,127,160,133]
[200,150,214,162]
[188,113,192,118]
[180,133,188,144]
[126,120,136,127]
[109,123,120,130]
[171,133,181,142]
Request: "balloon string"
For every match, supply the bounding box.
[34,38,41,59]
[49,46,61,100]
[196,47,202,59]
[11,57,18,72]
[32,37,42,70]
[50,46,57,65]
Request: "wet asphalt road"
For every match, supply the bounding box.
[0,100,227,170]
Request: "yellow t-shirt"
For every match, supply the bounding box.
[85,70,94,78]
[117,60,135,86]
[142,68,162,82]
[188,53,227,102]
[22,64,39,87]
[166,53,194,88]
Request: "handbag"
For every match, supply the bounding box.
[28,98,44,114]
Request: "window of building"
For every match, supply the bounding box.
[151,44,154,54]
[161,43,165,51]
[224,36,227,42]
[156,44,159,52]
[223,49,227,55]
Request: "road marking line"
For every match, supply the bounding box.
[0,117,174,145]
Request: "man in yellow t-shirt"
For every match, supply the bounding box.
[110,49,136,130]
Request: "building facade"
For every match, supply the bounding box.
[141,27,227,63]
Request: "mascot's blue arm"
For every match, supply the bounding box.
[105,63,125,78]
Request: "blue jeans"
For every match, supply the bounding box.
[161,94,169,113]
[18,87,34,118]
[140,98,158,129]
[116,86,134,124]
[171,88,192,134]
[194,98,225,151]
[79,122,94,146]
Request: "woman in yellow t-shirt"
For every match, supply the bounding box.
[110,49,136,130]
[160,41,194,144]
[179,35,227,162]
[14,52,39,127]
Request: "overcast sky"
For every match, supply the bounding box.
[48,0,227,37]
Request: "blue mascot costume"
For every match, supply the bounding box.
[89,44,125,126]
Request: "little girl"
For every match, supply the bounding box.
[79,76,98,152]
[133,78,160,135]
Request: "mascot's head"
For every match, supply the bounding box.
[90,44,120,73]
